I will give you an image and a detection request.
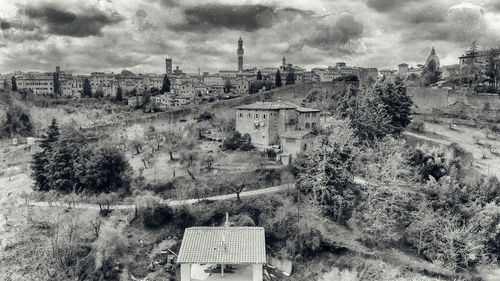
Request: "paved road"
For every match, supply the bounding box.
[26,177,368,210]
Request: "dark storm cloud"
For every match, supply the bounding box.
[306,14,363,51]
[365,0,420,12]
[486,1,500,11]
[172,4,275,32]
[22,4,122,37]
[1,20,11,30]
[409,5,446,24]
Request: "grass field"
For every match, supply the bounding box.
[405,117,500,178]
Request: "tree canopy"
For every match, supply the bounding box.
[32,122,131,194]
[82,78,92,98]
[161,74,171,92]
[275,70,282,87]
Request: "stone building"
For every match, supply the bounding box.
[458,48,500,75]
[398,63,409,77]
[279,131,315,164]
[234,101,320,147]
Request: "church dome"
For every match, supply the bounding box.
[425,47,440,70]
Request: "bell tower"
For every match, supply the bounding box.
[237,37,244,72]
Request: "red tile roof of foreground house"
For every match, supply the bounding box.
[177,227,266,264]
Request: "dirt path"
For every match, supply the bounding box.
[23,177,367,210]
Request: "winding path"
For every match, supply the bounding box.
[25,177,368,210]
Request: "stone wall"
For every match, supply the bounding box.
[408,87,500,121]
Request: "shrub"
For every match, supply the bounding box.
[196,111,214,122]
[142,205,174,229]
[173,206,196,229]
[408,120,425,133]
[223,131,254,151]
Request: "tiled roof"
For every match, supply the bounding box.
[280,130,312,139]
[234,101,297,110]
[177,227,266,264]
[295,107,321,112]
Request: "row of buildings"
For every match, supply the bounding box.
[392,45,500,82]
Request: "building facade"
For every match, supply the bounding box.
[234,102,320,147]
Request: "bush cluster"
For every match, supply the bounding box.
[223,131,255,151]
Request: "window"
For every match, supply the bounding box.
[312,113,316,117]
[239,113,243,118]
[312,123,316,128]
[247,113,251,118]
[263,114,266,119]
[286,138,295,143]
[255,114,259,119]
[305,123,310,129]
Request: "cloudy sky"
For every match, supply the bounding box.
[1,0,500,74]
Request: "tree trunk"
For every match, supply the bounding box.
[169,151,174,160]
[236,192,241,201]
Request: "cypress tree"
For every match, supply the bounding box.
[32,118,60,191]
[82,78,92,97]
[275,70,282,87]
[115,87,123,102]
[11,76,17,92]
[161,74,171,93]
[256,70,263,80]
[53,72,61,96]
[286,71,295,85]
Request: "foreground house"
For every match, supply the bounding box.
[178,225,266,281]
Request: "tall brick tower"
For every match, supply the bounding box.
[237,37,244,72]
[165,58,172,74]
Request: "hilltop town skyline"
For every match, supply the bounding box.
[1,0,500,74]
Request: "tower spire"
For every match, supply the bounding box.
[237,37,244,72]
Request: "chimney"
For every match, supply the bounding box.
[224,212,229,227]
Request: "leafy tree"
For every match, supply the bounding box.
[53,72,61,96]
[421,60,441,86]
[82,78,92,98]
[256,70,263,80]
[79,146,132,194]
[164,131,181,160]
[290,125,358,222]
[141,90,151,108]
[223,131,254,151]
[2,79,9,91]
[45,129,88,193]
[486,49,500,90]
[195,111,214,122]
[223,79,233,93]
[375,77,413,134]
[32,126,132,194]
[275,70,282,87]
[93,89,104,99]
[285,71,295,85]
[0,104,33,138]
[115,87,123,102]
[11,75,17,91]
[161,74,171,92]
[335,79,412,142]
